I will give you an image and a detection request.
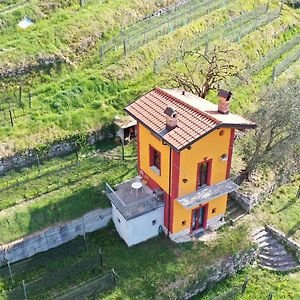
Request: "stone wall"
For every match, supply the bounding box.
[266,225,300,262]
[0,130,105,175]
[181,248,257,300]
[0,208,112,266]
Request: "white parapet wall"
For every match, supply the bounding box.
[112,204,164,247]
[0,208,112,266]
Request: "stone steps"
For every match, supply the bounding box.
[252,227,299,272]
[226,200,247,223]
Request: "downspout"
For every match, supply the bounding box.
[168,147,172,237]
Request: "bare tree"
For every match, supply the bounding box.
[169,44,243,98]
[236,80,300,185]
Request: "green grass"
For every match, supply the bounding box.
[0,0,299,157]
[0,223,252,299]
[0,143,137,243]
[193,267,300,300]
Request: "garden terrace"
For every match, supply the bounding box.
[106,178,165,220]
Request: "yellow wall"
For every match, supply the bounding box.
[138,124,232,235]
[172,195,228,233]
[139,124,171,192]
[178,128,231,197]
[172,128,232,234]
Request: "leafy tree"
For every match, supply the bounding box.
[169,44,244,98]
[237,81,300,185]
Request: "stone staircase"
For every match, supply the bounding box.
[225,198,247,224]
[252,227,300,272]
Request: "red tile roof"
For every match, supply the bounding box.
[125,87,256,151]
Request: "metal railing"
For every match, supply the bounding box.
[105,182,164,220]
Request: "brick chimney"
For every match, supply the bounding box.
[217,90,232,114]
[164,106,178,130]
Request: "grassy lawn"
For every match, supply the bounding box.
[1,0,299,156]
[0,223,252,299]
[0,142,137,243]
[193,267,300,300]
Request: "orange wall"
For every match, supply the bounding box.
[178,128,231,197]
[139,124,171,192]
[138,124,232,235]
[172,128,232,234]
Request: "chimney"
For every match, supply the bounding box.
[164,106,178,131]
[217,89,232,114]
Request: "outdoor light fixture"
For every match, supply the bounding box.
[220,154,228,161]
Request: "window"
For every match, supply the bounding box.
[212,208,216,214]
[182,220,186,226]
[149,146,161,175]
[117,218,121,223]
[197,160,211,189]
[152,220,157,226]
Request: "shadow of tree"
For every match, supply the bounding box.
[276,197,298,213]
[287,220,300,238]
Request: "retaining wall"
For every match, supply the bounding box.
[0,130,104,175]
[0,208,112,266]
[181,248,257,299]
[266,225,300,262]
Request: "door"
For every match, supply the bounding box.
[191,205,207,232]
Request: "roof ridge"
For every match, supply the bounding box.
[154,87,221,124]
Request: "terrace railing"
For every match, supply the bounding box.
[105,182,164,220]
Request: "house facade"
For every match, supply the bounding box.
[106,87,256,246]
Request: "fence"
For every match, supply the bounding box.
[272,43,300,81]
[99,0,228,61]
[250,33,300,75]
[56,270,116,299]
[153,4,277,73]
[0,237,86,282]
[211,277,248,300]
[3,255,113,299]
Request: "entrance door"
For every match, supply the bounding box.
[191,205,207,232]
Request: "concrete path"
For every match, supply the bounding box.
[252,227,299,272]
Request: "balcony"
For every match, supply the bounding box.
[105,177,165,220]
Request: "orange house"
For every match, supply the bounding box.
[106,87,256,245]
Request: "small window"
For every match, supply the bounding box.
[212,208,216,214]
[117,218,121,223]
[219,130,225,136]
[149,146,161,175]
[197,160,211,189]
[182,220,186,226]
[152,220,157,226]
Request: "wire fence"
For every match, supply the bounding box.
[56,270,116,299]
[5,255,113,299]
[250,33,300,75]
[0,237,86,282]
[272,43,300,81]
[153,4,278,73]
[99,0,228,61]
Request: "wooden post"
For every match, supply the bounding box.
[28,92,32,109]
[99,248,103,267]
[123,39,127,56]
[36,153,41,173]
[6,259,14,284]
[272,67,276,82]
[9,110,14,127]
[99,45,103,63]
[83,233,88,253]
[296,185,300,198]
[112,268,117,286]
[23,280,27,300]
[279,2,283,15]
[268,292,273,300]
[241,277,248,294]
[79,0,83,7]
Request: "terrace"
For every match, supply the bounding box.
[106,177,165,220]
